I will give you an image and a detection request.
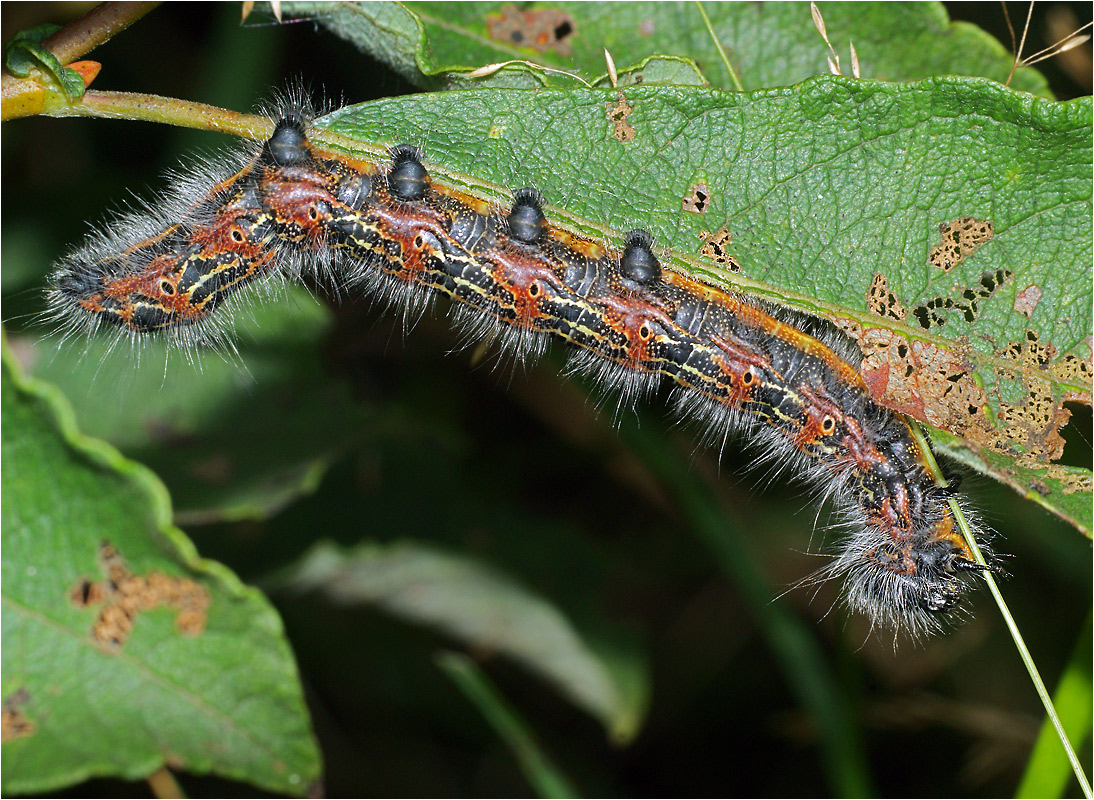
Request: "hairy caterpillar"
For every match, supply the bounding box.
[46,98,998,637]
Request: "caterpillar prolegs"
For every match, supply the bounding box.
[47,102,998,637]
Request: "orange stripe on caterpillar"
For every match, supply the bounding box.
[47,105,998,637]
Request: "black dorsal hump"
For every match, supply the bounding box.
[266,113,310,167]
[388,144,430,201]
[620,229,660,284]
[508,187,548,244]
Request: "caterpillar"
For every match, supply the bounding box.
[46,98,997,638]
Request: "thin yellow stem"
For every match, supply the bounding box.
[147,767,186,799]
[1006,1,1037,86]
[32,89,381,162]
[41,90,270,138]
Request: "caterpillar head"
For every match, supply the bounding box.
[823,505,994,639]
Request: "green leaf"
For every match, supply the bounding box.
[3,23,62,75]
[288,1,1050,95]
[312,77,1092,532]
[270,540,648,742]
[0,335,320,796]
[21,286,368,524]
[4,23,85,98]
[55,63,87,98]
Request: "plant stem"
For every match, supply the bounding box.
[694,1,744,91]
[146,766,186,799]
[40,2,162,66]
[1,1,161,121]
[42,89,271,138]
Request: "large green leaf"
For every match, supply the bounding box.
[291,1,1050,95]
[0,336,320,795]
[308,77,1091,532]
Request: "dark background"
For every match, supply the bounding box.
[3,3,1092,797]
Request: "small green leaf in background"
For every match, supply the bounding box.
[270,540,649,743]
[0,336,320,796]
[3,23,61,73]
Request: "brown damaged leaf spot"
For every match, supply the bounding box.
[698,226,740,272]
[1027,476,1052,496]
[70,540,212,650]
[835,319,989,435]
[607,93,634,142]
[866,272,907,320]
[838,319,1084,469]
[486,5,575,57]
[1052,350,1094,395]
[1012,284,1043,319]
[929,216,994,272]
[1043,465,1094,495]
[70,577,106,607]
[682,182,711,214]
[993,330,1070,465]
[912,266,1013,329]
[997,328,1058,368]
[837,319,1089,518]
[1,690,36,743]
